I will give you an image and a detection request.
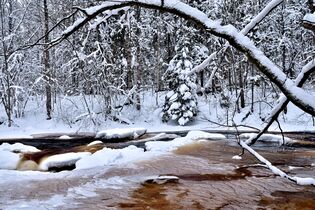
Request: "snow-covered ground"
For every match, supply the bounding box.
[0,92,314,139]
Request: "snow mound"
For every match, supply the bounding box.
[39,152,91,171]
[75,145,155,170]
[87,140,103,146]
[304,13,315,23]
[59,135,71,139]
[293,177,315,186]
[146,131,226,152]
[232,155,242,160]
[186,131,226,140]
[0,142,40,153]
[240,133,294,145]
[95,127,147,140]
[0,151,21,170]
[77,131,217,170]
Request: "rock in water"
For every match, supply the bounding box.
[144,175,180,184]
[17,160,38,171]
[95,128,147,141]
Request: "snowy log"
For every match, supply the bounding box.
[239,140,315,186]
[95,127,147,140]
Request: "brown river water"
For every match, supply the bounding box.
[0,138,315,210]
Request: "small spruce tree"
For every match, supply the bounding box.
[161,40,198,125]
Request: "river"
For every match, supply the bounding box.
[0,135,314,209]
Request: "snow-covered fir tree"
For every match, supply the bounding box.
[161,39,198,125]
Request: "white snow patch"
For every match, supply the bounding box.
[240,133,294,145]
[304,13,315,23]
[293,177,315,186]
[59,135,71,139]
[0,151,21,170]
[232,155,242,160]
[179,84,189,94]
[75,145,156,170]
[288,166,303,171]
[169,93,178,102]
[0,134,33,140]
[39,152,91,171]
[0,142,40,153]
[169,102,180,111]
[145,131,226,152]
[87,140,103,146]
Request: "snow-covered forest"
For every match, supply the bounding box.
[0,1,315,208]
[0,0,314,134]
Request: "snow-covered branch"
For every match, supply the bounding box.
[189,0,283,77]
[43,0,315,116]
[304,0,315,31]
[247,59,315,146]
[239,140,315,186]
[303,13,315,32]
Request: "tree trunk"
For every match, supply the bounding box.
[134,6,141,110]
[43,0,52,120]
[239,65,245,109]
[0,0,12,126]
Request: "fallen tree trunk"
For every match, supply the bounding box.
[239,140,315,186]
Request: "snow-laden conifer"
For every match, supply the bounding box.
[161,40,198,125]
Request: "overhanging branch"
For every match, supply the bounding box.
[29,0,315,116]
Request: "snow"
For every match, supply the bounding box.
[39,152,91,171]
[166,90,175,98]
[240,133,294,145]
[0,142,40,153]
[303,13,315,23]
[293,177,315,186]
[169,102,180,111]
[47,0,315,118]
[77,131,219,170]
[61,17,85,35]
[179,84,189,94]
[169,93,178,102]
[146,130,226,152]
[75,145,152,170]
[0,131,224,171]
[178,117,189,126]
[232,155,242,160]
[0,151,21,170]
[95,127,147,140]
[59,135,71,139]
[183,92,192,100]
[241,0,283,35]
[240,140,315,186]
[0,134,33,140]
[87,140,103,146]
[49,0,315,115]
